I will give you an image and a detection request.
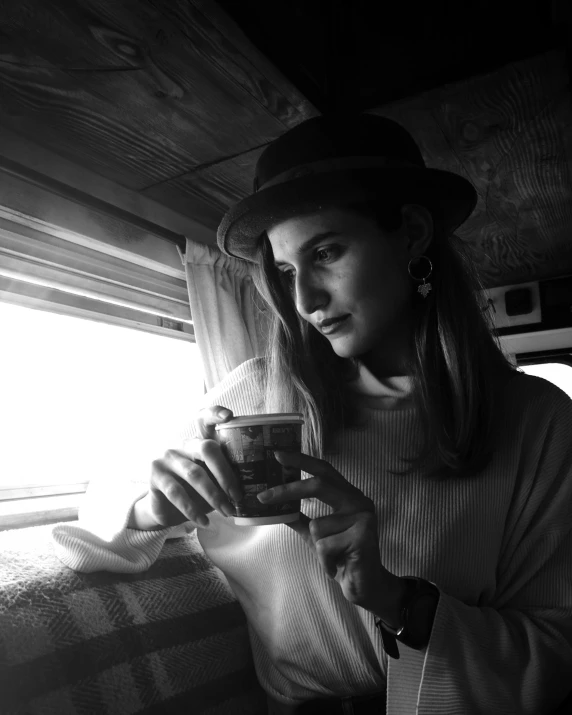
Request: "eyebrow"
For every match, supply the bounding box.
[273,231,341,268]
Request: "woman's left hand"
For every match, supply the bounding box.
[257,451,406,623]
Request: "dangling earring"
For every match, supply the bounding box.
[407,255,433,298]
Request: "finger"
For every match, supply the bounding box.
[151,460,212,526]
[258,475,370,513]
[274,451,347,487]
[196,405,234,440]
[286,513,370,549]
[183,438,243,503]
[304,514,375,576]
[312,527,383,595]
[286,514,369,580]
[308,511,375,542]
[288,513,355,545]
[161,449,236,517]
[314,531,353,580]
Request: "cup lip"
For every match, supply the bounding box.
[233,512,300,526]
[215,412,304,429]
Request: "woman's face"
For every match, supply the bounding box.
[267,206,428,376]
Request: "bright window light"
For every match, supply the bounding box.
[0,302,205,490]
[519,362,572,399]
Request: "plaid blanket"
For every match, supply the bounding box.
[0,524,267,715]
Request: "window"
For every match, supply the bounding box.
[0,301,205,529]
[519,362,572,399]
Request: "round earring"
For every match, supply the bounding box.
[407,256,433,298]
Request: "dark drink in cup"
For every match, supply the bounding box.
[215,413,304,526]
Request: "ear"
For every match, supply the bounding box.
[401,204,434,257]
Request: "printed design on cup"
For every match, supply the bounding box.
[217,422,302,520]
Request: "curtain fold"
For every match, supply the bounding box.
[181,239,268,390]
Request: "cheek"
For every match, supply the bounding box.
[351,260,409,311]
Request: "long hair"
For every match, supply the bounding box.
[251,198,516,479]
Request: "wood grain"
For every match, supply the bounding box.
[188,0,320,124]
[0,0,316,214]
[0,59,200,189]
[0,125,217,246]
[374,50,572,288]
[142,144,266,214]
[153,0,319,128]
[0,0,275,164]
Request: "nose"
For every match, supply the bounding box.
[294,269,329,317]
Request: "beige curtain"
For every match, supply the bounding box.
[181,239,268,390]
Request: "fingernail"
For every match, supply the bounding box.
[219,502,234,518]
[274,450,297,464]
[257,489,273,503]
[229,487,243,503]
[217,408,232,419]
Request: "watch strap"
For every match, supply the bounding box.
[375,577,440,658]
[375,618,400,659]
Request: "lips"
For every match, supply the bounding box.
[317,315,350,335]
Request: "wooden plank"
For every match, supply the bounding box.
[137,184,223,230]
[164,0,320,126]
[0,60,196,190]
[56,0,290,144]
[143,144,266,213]
[0,0,216,184]
[0,125,217,246]
[372,49,572,288]
[78,0,317,133]
[0,0,316,193]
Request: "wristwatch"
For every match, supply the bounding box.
[375,577,440,660]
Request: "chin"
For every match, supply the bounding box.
[328,337,366,360]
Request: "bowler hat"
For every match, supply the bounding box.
[217,113,477,263]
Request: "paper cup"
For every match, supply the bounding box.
[215,413,304,526]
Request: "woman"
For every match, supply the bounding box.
[53,114,572,714]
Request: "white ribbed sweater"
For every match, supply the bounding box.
[52,358,572,715]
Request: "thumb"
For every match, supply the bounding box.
[196,405,234,439]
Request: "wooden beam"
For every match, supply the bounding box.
[0,157,189,251]
[0,125,217,245]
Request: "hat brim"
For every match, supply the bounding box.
[217,167,478,263]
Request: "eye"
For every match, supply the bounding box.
[314,245,339,263]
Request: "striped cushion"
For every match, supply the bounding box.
[0,524,267,714]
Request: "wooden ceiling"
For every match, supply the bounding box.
[0,0,571,288]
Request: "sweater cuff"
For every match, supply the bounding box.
[52,521,172,573]
[51,486,174,573]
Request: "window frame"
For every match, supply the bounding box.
[0,276,195,343]
[515,348,572,369]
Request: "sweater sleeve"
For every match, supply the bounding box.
[387,383,572,715]
[52,358,267,573]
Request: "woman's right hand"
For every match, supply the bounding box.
[128,406,242,530]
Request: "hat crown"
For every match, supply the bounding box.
[254,113,426,191]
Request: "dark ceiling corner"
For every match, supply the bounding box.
[215,0,562,114]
